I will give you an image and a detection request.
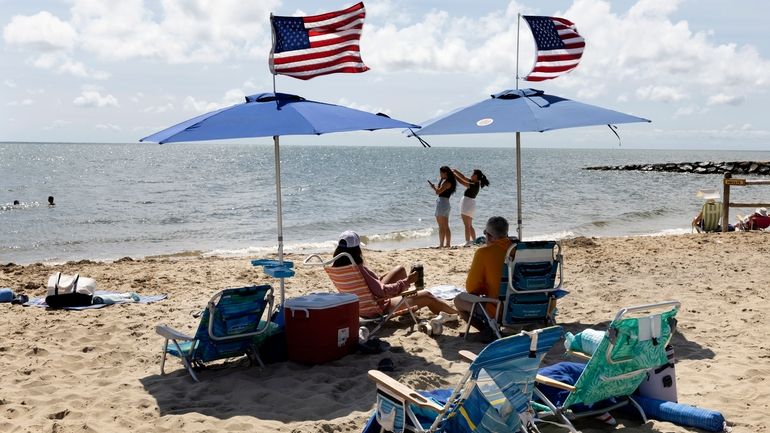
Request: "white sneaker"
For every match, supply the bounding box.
[433,313,458,324]
[463,241,473,247]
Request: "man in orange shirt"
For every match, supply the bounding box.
[454,216,514,340]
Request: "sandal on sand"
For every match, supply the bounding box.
[11,294,28,305]
[377,358,395,372]
[358,338,391,355]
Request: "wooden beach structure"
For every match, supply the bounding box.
[722,172,770,232]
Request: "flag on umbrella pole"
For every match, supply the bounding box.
[521,15,585,82]
[269,2,369,80]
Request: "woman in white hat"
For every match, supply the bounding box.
[333,231,458,316]
[738,207,770,231]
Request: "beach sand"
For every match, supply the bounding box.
[1,232,769,432]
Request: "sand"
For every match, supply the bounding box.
[1,232,769,433]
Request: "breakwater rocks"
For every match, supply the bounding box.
[584,161,770,175]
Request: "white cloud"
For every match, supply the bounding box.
[336,97,391,116]
[30,52,109,79]
[4,79,17,88]
[43,119,71,130]
[3,11,76,51]
[363,0,770,109]
[7,99,34,106]
[182,89,244,113]
[95,123,121,131]
[635,85,688,103]
[69,0,279,63]
[143,103,175,114]
[707,93,744,106]
[73,90,118,108]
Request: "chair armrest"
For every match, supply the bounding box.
[535,374,576,392]
[463,294,500,304]
[401,288,419,297]
[156,325,193,341]
[458,350,477,363]
[565,350,592,361]
[367,370,444,411]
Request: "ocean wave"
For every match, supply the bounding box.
[204,240,340,258]
[361,228,434,244]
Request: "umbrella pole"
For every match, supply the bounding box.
[516,131,523,240]
[273,135,286,306]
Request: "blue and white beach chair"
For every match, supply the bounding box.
[156,285,276,382]
[464,241,568,340]
[503,241,568,326]
[365,326,563,433]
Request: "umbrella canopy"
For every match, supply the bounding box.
[414,88,650,239]
[142,92,416,143]
[141,92,419,306]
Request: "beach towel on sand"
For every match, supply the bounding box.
[25,290,167,310]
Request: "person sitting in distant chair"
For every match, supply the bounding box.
[691,190,723,232]
[737,207,770,231]
[47,196,55,207]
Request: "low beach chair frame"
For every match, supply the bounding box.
[693,201,722,233]
[156,285,275,382]
[533,300,680,433]
[367,326,564,433]
[303,253,420,340]
[463,241,564,340]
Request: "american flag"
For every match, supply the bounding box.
[269,2,369,80]
[522,15,585,82]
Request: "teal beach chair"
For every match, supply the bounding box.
[365,326,563,433]
[534,301,680,432]
[463,241,568,340]
[156,285,275,382]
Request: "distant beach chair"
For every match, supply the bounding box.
[534,300,680,432]
[363,326,563,433]
[693,201,722,233]
[303,253,420,340]
[155,285,275,382]
[463,241,568,340]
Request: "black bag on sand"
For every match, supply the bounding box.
[45,272,96,308]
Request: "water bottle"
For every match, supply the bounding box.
[412,263,424,290]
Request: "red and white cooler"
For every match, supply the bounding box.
[284,292,359,364]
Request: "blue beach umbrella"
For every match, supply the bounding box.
[414,88,651,239]
[141,92,419,305]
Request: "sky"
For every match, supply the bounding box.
[1,0,769,149]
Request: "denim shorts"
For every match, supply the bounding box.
[435,197,450,217]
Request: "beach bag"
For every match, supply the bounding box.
[45,273,96,308]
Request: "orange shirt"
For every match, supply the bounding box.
[465,237,513,315]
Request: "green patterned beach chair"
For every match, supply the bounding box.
[156,285,276,382]
[534,301,679,432]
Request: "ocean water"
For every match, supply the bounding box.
[1,142,769,264]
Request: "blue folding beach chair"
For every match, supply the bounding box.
[463,241,568,340]
[364,326,563,433]
[503,241,568,326]
[156,285,276,382]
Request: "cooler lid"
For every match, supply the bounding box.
[284,292,358,310]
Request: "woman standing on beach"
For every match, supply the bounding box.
[428,166,456,248]
[452,168,490,246]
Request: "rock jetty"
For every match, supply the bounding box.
[584,161,770,175]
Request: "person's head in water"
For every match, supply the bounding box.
[47,196,55,206]
[471,169,490,188]
[13,200,19,206]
